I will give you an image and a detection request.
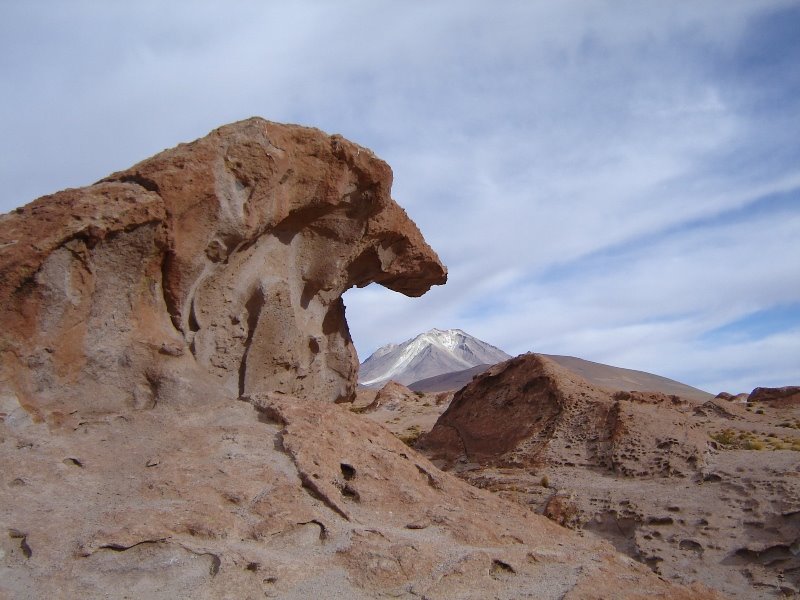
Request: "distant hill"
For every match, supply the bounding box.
[358,329,510,388]
[543,354,712,402]
[408,364,493,392]
[407,353,712,402]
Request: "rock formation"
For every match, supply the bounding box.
[748,386,800,407]
[420,353,709,473]
[0,120,723,598]
[0,117,446,418]
[418,353,800,599]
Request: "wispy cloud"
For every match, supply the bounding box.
[1,1,798,393]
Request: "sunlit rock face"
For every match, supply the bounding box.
[0,121,719,600]
[0,117,446,418]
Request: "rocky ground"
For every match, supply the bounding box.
[402,354,800,599]
[7,387,722,599]
[352,381,453,445]
[0,119,720,598]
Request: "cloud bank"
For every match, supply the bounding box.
[1,1,798,393]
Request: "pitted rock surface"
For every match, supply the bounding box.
[418,353,800,599]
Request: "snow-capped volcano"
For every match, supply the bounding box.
[358,328,511,388]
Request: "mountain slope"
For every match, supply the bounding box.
[408,364,494,392]
[358,328,510,387]
[407,354,712,401]
[544,354,713,402]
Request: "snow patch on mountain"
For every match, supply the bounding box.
[358,328,511,388]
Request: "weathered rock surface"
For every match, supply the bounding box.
[0,121,718,598]
[0,117,446,416]
[420,354,709,473]
[0,389,717,599]
[749,386,800,407]
[716,392,745,402]
[417,353,800,599]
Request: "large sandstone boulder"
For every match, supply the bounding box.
[419,353,709,475]
[0,121,720,599]
[0,118,446,418]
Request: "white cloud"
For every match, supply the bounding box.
[1,0,798,392]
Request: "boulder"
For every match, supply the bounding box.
[419,353,708,475]
[748,386,800,406]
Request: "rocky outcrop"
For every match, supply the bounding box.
[715,392,749,403]
[363,380,417,411]
[417,353,800,599]
[0,388,719,599]
[420,353,708,475]
[0,121,723,599]
[748,386,800,406]
[0,118,446,418]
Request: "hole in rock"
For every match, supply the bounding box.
[679,539,704,553]
[491,559,516,576]
[340,463,356,480]
[209,554,221,576]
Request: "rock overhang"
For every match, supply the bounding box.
[0,117,447,415]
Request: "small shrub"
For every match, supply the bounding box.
[743,439,764,450]
[711,429,737,446]
[396,425,422,447]
[540,475,550,488]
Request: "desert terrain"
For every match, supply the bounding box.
[355,353,799,599]
[0,119,729,599]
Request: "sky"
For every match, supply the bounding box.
[1,1,798,393]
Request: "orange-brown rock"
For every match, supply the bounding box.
[0,118,446,418]
[748,386,800,407]
[0,389,722,599]
[420,353,708,475]
[365,379,417,411]
[0,121,722,599]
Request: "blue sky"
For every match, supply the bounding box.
[1,1,798,393]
